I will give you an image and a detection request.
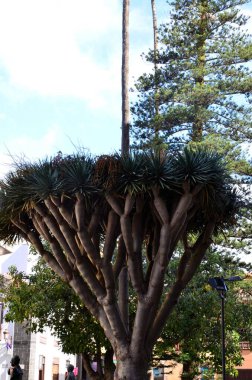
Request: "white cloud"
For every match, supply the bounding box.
[0,1,155,180]
[0,0,250,107]
[9,125,60,158]
[0,124,62,177]
[0,0,122,108]
[0,0,156,112]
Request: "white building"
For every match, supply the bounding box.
[0,243,76,380]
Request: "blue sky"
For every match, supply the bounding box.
[0,0,169,176]
[0,0,251,177]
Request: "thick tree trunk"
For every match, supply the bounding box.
[119,0,130,346]
[151,0,159,117]
[118,265,129,331]
[114,356,149,380]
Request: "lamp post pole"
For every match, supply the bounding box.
[220,290,226,380]
[208,276,242,380]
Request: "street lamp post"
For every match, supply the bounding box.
[208,276,242,380]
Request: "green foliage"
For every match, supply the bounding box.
[188,135,252,177]
[0,148,239,245]
[131,0,252,261]
[154,250,252,377]
[131,0,252,152]
[2,256,109,356]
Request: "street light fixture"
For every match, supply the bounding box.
[208,276,242,380]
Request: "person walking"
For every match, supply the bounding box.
[66,364,76,380]
[8,355,23,379]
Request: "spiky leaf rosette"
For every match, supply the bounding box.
[0,148,239,242]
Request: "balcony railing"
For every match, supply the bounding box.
[240,341,250,350]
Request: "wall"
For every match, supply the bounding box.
[0,243,76,380]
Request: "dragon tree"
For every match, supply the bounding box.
[0,148,240,379]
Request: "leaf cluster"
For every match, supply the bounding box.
[2,258,109,356]
[0,148,240,244]
[131,0,252,151]
[154,250,252,376]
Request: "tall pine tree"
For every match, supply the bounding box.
[132,0,252,278]
[131,0,252,151]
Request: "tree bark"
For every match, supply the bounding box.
[114,356,149,380]
[121,0,130,154]
[119,0,130,343]
[151,0,159,117]
[118,265,129,331]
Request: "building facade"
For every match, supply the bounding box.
[0,243,76,380]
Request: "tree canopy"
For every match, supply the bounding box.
[131,0,252,151]
[0,148,241,379]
